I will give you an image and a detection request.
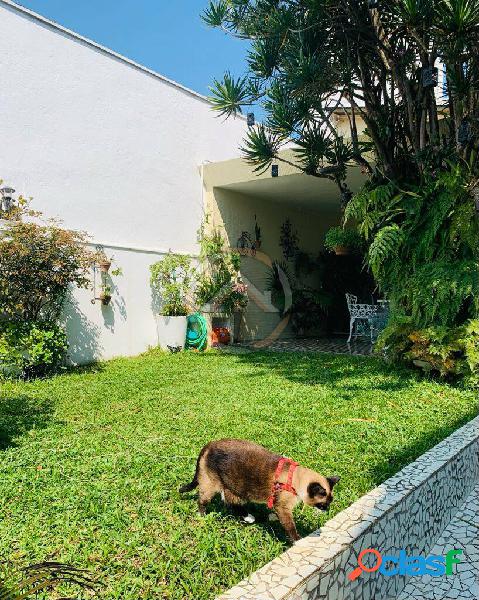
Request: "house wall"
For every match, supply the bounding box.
[205,187,341,341]
[0,0,247,363]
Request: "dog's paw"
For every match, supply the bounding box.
[242,513,256,524]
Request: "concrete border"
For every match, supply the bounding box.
[218,416,479,600]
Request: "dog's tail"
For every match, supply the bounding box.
[179,444,207,493]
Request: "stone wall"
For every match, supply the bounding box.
[218,416,479,600]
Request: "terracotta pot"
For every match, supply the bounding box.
[100,293,112,306]
[99,260,112,273]
[334,245,350,256]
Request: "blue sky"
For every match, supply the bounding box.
[17,0,250,97]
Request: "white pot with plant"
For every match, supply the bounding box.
[150,253,194,351]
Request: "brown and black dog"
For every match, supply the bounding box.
[179,439,340,542]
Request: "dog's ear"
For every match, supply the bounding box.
[327,476,341,488]
[307,482,326,498]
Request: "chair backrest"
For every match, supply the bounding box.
[345,293,358,311]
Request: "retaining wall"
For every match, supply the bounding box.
[219,416,479,600]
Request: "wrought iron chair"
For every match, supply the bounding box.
[345,293,379,343]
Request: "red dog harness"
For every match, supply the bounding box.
[267,457,298,509]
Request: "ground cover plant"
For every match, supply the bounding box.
[0,350,476,599]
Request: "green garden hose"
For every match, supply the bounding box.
[186,313,208,351]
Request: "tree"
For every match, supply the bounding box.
[203,0,479,201]
[203,1,479,382]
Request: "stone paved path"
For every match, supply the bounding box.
[237,336,374,356]
[397,484,479,600]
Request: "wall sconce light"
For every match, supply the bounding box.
[458,119,472,145]
[271,164,279,177]
[0,186,15,215]
[247,112,255,127]
[422,66,438,88]
[473,188,479,214]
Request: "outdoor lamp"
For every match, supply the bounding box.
[474,188,479,214]
[247,112,255,127]
[458,119,472,145]
[422,66,438,88]
[271,164,279,177]
[0,186,15,214]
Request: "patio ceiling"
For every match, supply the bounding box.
[202,151,367,213]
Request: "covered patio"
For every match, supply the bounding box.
[202,153,380,348]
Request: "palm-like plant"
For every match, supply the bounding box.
[203,0,479,198]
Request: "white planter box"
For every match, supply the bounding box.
[156,315,187,351]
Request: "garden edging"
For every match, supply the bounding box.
[218,416,479,600]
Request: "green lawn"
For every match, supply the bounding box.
[0,350,476,599]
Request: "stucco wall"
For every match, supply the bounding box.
[0,0,247,362]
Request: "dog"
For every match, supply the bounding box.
[179,439,340,542]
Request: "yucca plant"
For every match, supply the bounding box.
[203,0,479,199]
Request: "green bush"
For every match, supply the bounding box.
[150,254,195,316]
[377,318,479,388]
[0,321,68,379]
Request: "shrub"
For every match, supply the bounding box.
[0,321,68,379]
[346,165,479,329]
[377,318,479,388]
[150,254,195,316]
[0,218,94,322]
[0,195,95,379]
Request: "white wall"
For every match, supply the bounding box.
[0,0,247,363]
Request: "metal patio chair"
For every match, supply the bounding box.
[345,293,379,343]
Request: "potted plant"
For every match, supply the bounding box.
[99,283,112,305]
[98,256,112,273]
[218,279,249,316]
[150,253,194,351]
[324,226,362,255]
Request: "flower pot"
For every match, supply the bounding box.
[156,315,187,351]
[99,260,112,273]
[334,245,350,256]
[100,293,112,306]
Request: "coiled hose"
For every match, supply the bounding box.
[185,313,208,351]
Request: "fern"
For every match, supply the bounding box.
[349,164,479,333]
[368,225,404,278]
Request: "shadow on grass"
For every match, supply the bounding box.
[366,408,478,488]
[212,349,417,391]
[62,360,105,377]
[0,395,53,451]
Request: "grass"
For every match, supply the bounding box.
[0,349,477,599]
